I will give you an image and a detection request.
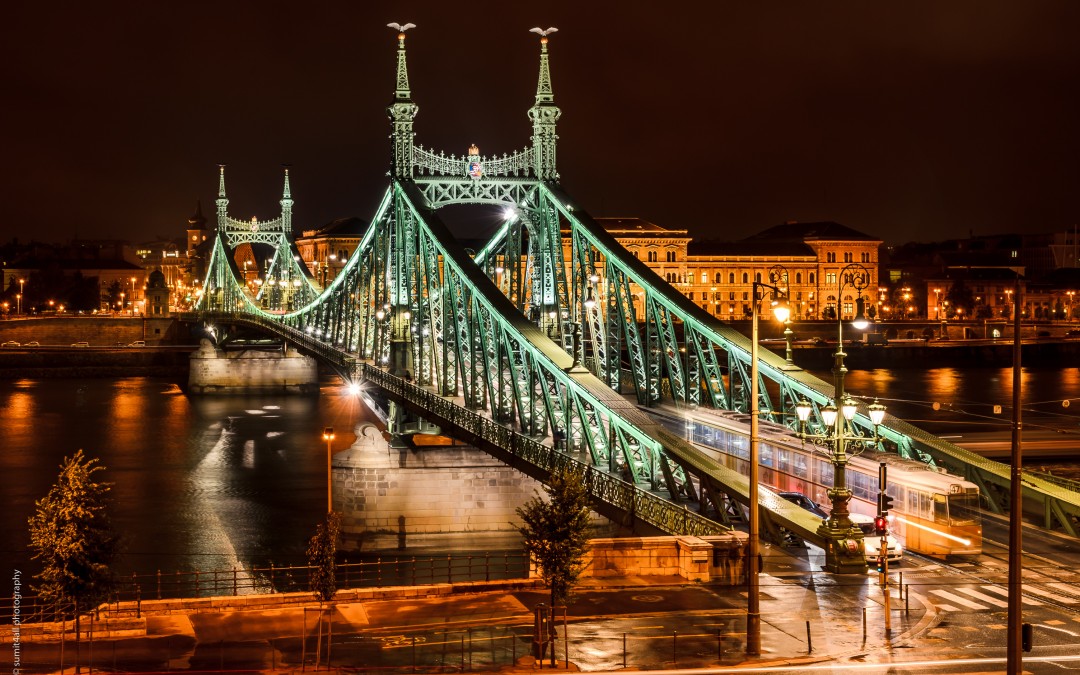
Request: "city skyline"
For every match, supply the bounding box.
[6,2,1080,246]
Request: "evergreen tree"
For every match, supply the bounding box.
[28,450,118,662]
[516,464,592,607]
[307,512,342,602]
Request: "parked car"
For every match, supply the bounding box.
[778,491,829,519]
[1,340,19,348]
[1066,329,1080,338]
[71,341,90,347]
[850,513,904,563]
[24,341,40,347]
[128,340,146,347]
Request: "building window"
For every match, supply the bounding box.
[861,252,871,262]
[688,292,695,300]
[714,272,722,283]
[648,250,658,262]
[666,250,677,262]
[796,272,802,284]
[701,272,708,283]
[809,273,815,284]
[844,252,853,263]
[742,292,749,301]
[827,252,836,263]
[729,292,735,300]
[742,272,748,283]
[826,273,837,285]
[729,273,735,284]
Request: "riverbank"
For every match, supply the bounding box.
[0,345,196,378]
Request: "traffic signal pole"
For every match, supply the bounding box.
[879,462,891,636]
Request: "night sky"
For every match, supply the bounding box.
[5,1,1080,247]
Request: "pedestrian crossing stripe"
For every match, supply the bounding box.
[955,587,1008,607]
[978,585,1043,606]
[1020,584,1076,604]
[928,584,1078,611]
[929,589,986,610]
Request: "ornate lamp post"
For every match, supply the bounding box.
[322,427,336,514]
[793,262,884,574]
[747,265,790,655]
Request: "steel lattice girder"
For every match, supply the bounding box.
[195,173,1080,540]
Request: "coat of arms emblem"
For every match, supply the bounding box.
[466,144,482,180]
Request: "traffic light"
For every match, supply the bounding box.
[875,555,886,574]
[873,515,888,536]
[878,493,895,515]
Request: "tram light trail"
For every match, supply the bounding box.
[895,516,972,547]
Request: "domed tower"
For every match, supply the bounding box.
[145,268,171,317]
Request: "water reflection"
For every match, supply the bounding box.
[1,377,377,582]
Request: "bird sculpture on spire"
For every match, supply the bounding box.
[387,22,416,33]
[529,26,558,37]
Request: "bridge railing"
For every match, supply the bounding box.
[360,364,730,538]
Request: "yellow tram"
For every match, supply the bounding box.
[650,405,983,557]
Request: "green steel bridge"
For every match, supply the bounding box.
[193,27,1080,550]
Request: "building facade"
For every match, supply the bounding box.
[588,218,883,321]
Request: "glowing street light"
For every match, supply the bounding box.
[322,427,336,514]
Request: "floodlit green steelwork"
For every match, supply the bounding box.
[192,26,1080,542]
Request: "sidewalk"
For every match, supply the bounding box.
[7,571,931,673]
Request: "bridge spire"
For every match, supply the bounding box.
[387,23,418,178]
[528,28,561,180]
[216,165,229,227]
[280,166,293,232]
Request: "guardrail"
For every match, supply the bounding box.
[1,553,529,624]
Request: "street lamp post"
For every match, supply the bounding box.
[796,262,878,574]
[322,427,335,514]
[130,277,137,316]
[748,265,791,656]
[18,278,25,315]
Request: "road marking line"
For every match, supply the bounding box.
[935,603,961,612]
[929,589,986,610]
[954,588,1007,607]
[1019,584,1076,604]
[979,584,1044,606]
[1048,582,1080,598]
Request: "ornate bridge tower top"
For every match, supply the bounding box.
[387,22,418,178]
[528,27,561,180]
[385,24,562,186]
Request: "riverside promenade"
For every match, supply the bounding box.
[5,567,931,673]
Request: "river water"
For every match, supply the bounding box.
[2,366,1078,581]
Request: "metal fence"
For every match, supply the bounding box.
[2,552,529,625]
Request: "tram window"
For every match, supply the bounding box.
[778,451,790,472]
[948,492,980,525]
[794,456,808,479]
[849,470,872,501]
[933,494,948,523]
[761,447,774,467]
[818,460,834,486]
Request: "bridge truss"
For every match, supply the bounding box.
[195,28,1080,540]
